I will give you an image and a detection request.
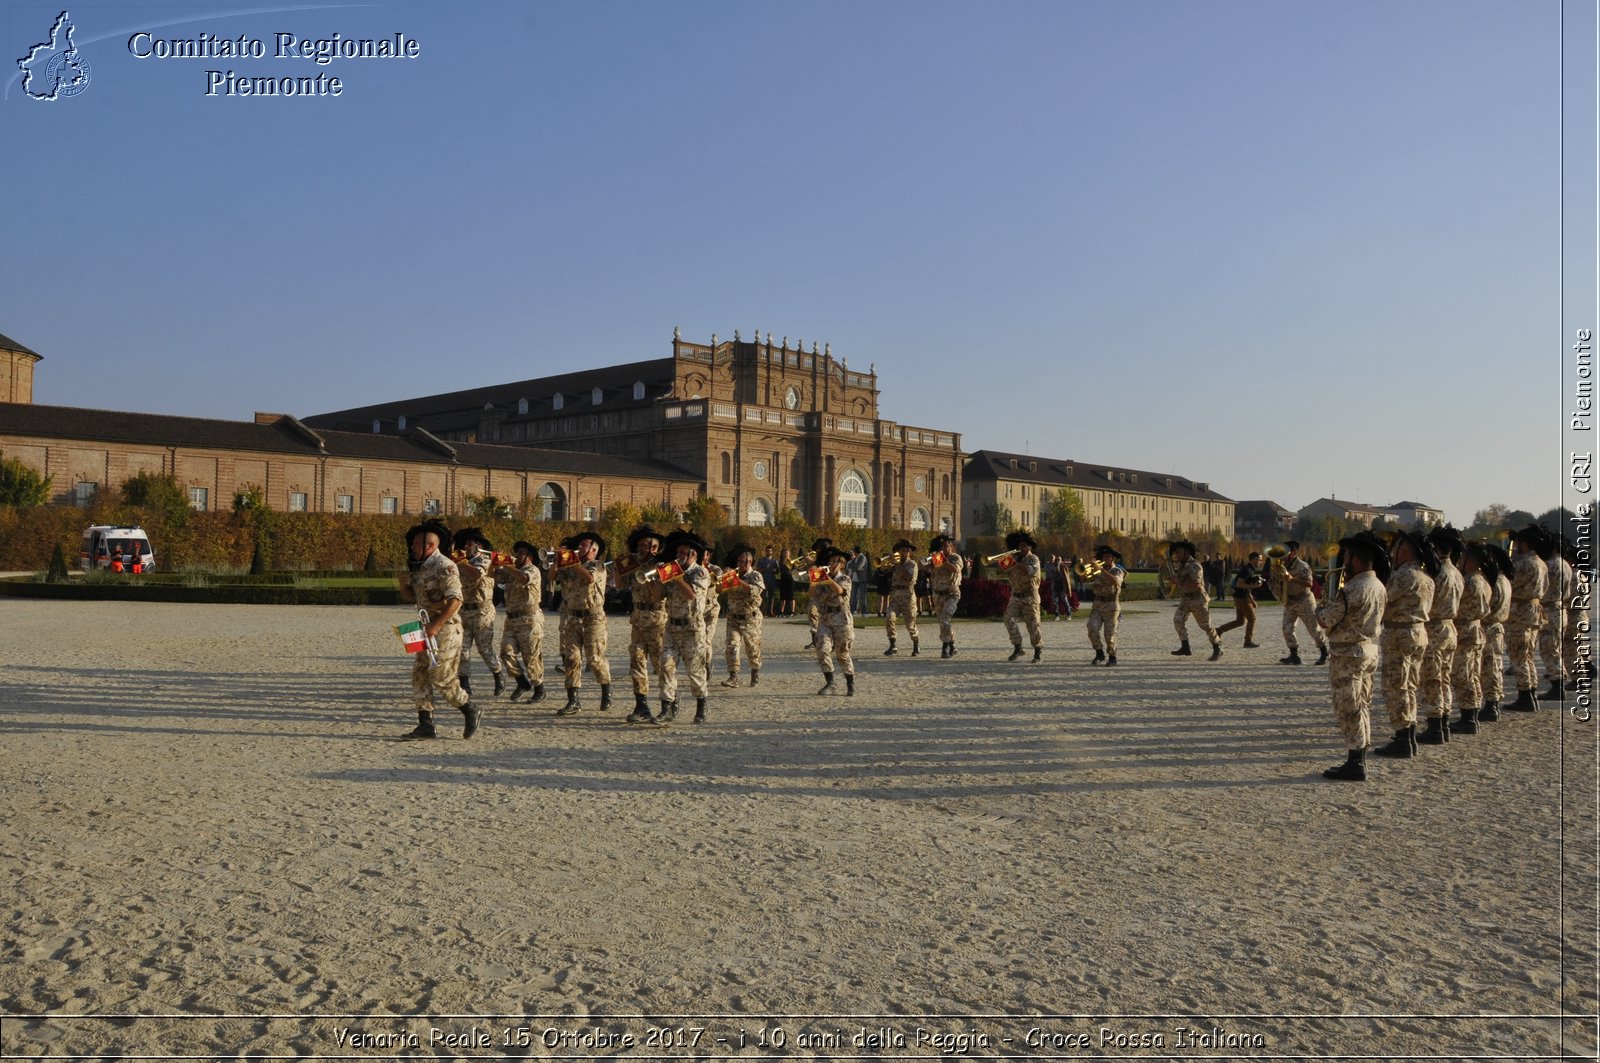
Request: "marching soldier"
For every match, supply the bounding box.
[720,543,765,686]
[1537,531,1573,702]
[1002,530,1044,662]
[553,531,613,716]
[1503,525,1549,712]
[1449,542,1492,734]
[805,536,834,649]
[700,543,721,693]
[623,525,668,725]
[1374,530,1435,758]
[884,539,921,657]
[658,530,712,724]
[1478,543,1515,722]
[812,546,856,694]
[1168,539,1222,661]
[1277,541,1328,665]
[452,527,504,697]
[928,535,965,659]
[1215,551,1265,648]
[1317,532,1388,781]
[497,539,546,703]
[1086,544,1125,665]
[1418,526,1464,745]
[396,520,480,740]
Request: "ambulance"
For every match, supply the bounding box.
[80,526,156,573]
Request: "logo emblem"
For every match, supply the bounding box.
[18,11,91,101]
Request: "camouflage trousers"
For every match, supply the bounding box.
[700,610,719,688]
[1380,624,1427,728]
[816,608,855,675]
[498,614,544,685]
[1087,600,1119,655]
[886,589,919,645]
[661,619,705,701]
[1538,604,1566,682]
[934,592,961,645]
[808,599,821,640]
[1328,646,1377,750]
[1005,595,1042,649]
[1505,615,1541,693]
[628,608,667,696]
[1173,594,1217,646]
[1480,622,1506,703]
[458,609,500,678]
[1283,595,1325,651]
[1450,622,1483,713]
[724,610,763,676]
[412,619,468,712]
[558,610,611,688]
[1420,620,1456,720]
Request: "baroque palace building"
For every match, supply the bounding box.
[962,449,1235,539]
[305,328,966,533]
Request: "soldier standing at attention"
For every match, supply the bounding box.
[1478,543,1514,722]
[928,535,965,659]
[1278,541,1329,665]
[812,546,856,695]
[1418,527,1464,745]
[397,520,480,740]
[1374,530,1435,759]
[1086,544,1125,665]
[805,536,834,648]
[554,531,613,717]
[623,525,668,725]
[658,531,712,724]
[1002,530,1044,662]
[1168,539,1222,661]
[1536,530,1573,702]
[1317,532,1388,781]
[497,539,546,703]
[1449,542,1492,734]
[883,539,921,657]
[452,527,504,697]
[1503,525,1549,713]
[1214,551,1265,648]
[720,543,766,687]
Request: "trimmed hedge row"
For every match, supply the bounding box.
[0,579,407,606]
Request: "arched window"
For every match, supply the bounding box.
[720,452,732,484]
[371,419,381,433]
[909,507,929,531]
[397,415,407,431]
[535,482,566,521]
[517,398,529,415]
[838,471,869,526]
[592,387,604,406]
[746,498,772,526]
[633,381,645,401]
[941,473,950,500]
[552,393,564,411]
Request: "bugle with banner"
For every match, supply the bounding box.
[555,546,582,568]
[717,568,743,592]
[394,607,439,668]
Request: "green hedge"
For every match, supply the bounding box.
[0,578,406,606]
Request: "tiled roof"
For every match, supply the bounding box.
[964,449,1233,502]
[0,332,42,358]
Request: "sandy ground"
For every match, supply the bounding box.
[0,599,1595,1061]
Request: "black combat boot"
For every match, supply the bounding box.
[1455,705,1479,734]
[1092,649,1106,664]
[1280,650,1302,665]
[461,702,481,739]
[720,673,740,688]
[401,711,436,740]
[598,684,612,711]
[530,682,546,703]
[492,671,504,697]
[693,697,707,724]
[1208,642,1222,662]
[750,667,759,686]
[1314,645,1329,665]
[884,640,897,657]
[1417,716,1445,745]
[1543,678,1565,701]
[1504,689,1538,713]
[1322,748,1366,781]
[948,643,957,658]
[1008,644,1025,661]
[1172,641,1192,657]
[1440,713,1451,742]
[557,688,580,716]
[1033,646,1042,663]
[1374,726,1416,758]
[1106,653,1117,666]
[658,699,678,724]
[627,695,653,725]
[1479,697,1500,722]
[510,674,532,701]
[818,670,835,695]
[911,639,920,657]
[845,673,855,696]
[459,674,472,695]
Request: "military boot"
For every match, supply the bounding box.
[1208,642,1222,662]
[818,670,835,695]
[461,702,481,739]
[1504,689,1538,713]
[1455,705,1479,735]
[1172,641,1192,657]
[626,695,654,725]
[1479,698,1500,722]
[401,711,437,740]
[1322,748,1366,781]
[658,699,678,724]
[1417,716,1446,746]
[1374,726,1416,758]
[1543,678,1565,701]
[884,640,897,657]
[510,674,532,701]
[693,697,707,724]
[1008,644,1025,661]
[1033,646,1042,663]
[911,639,920,657]
[598,684,612,712]
[940,642,950,659]
[459,674,472,695]
[1314,645,1329,666]
[1093,649,1106,664]
[530,682,546,703]
[720,673,740,687]
[845,673,855,696]
[750,667,759,686]
[492,671,504,697]
[1280,650,1302,665]
[557,688,580,716]
[1106,653,1117,666]
[948,643,957,658]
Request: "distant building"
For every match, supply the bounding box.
[961,450,1234,539]
[1234,500,1297,542]
[1382,500,1445,528]
[1298,497,1388,529]
[1,332,41,405]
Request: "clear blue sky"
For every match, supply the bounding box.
[2,1,1584,527]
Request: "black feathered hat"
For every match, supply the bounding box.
[663,529,709,557]
[928,535,950,553]
[1167,539,1197,557]
[809,536,834,555]
[1340,531,1390,582]
[727,542,757,563]
[1005,530,1037,550]
[1511,524,1548,552]
[627,524,665,552]
[453,527,493,553]
[405,520,451,548]
[1425,525,1465,563]
[1484,542,1514,583]
[892,538,916,553]
[1391,528,1440,577]
[817,546,851,566]
[512,540,538,557]
[570,530,607,555]
[1094,543,1123,562]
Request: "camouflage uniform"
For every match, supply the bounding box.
[700,563,721,689]
[662,564,711,703]
[812,571,855,676]
[1172,558,1219,648]
[497,559,544,687]
[556,560,611,689]
[1087,565,1124,656]
[628,563,669,698]
[722,569,766,681]
[1539,555,1572,686]
[1317,568,1385,750]
[1003,553,1044,650]
[1420,557,1462,723]
[885,557,920,649]
[929,553,965,649]
[1506,552,1547,694]
[403,550,469,713]
[457,554,501,685]
[1480,573,1512,705]
[1450,569,1490,713]
[1380,561,1432,729]
[1281,557,1327,654]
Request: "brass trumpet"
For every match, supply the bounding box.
[985,549,1019,564]
[788,550,817,570]
[1073,558,1105,579]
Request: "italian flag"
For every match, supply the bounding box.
[394,620,428,654]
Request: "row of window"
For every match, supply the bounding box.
[77,480,570,518]
[997,484,1230,518]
